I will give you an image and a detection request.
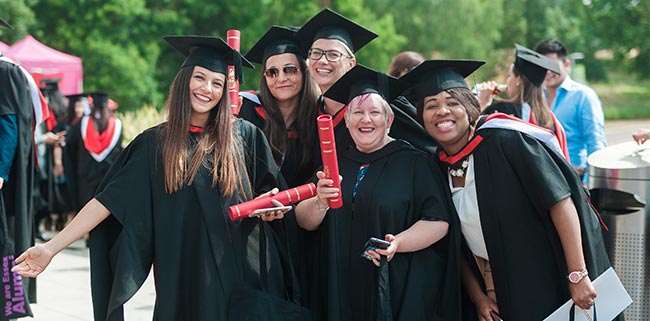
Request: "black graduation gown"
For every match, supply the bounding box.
[88,119,303,321]
[439,123,612,321]
[238,97,320,187]
[66,116,123,211]
[0,58,36,302]
[309,140,461,321]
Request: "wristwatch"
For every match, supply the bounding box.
[567,269,589,284]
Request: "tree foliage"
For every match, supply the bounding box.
[0,0,646,110]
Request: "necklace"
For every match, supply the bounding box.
[449,158,469,177]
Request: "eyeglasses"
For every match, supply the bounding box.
[263,66,300,78]
[308,48,352,62]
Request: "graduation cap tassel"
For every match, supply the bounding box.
[233,53,244,84]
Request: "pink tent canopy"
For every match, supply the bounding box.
[5,35,83,95]
[0,40,8,53]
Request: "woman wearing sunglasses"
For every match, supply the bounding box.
[239,25,320,188]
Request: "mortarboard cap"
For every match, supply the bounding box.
[245,26,304,64]
[294,8,377,54]
[0,17,13,30]
[88,92,109,107]
[39,78,61,92]
[66,93,87,104]
[164,35,254,84]
[323,64,407,105]
[400,60,485,102]
[514,43,561,86]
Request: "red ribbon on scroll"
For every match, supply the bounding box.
[228,183,317,221]
[227,29,241,116]
[317,115,343,208]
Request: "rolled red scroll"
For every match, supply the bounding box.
[227,29,241,116]
[228,183,316,221]
[317,115,342,208]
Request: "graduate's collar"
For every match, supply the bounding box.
[347,139,408,163]
[437,121,485,166]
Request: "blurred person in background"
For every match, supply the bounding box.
[387,51,424,78]
[534,38,606,183]
[478,44,569,160]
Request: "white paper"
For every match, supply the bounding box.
[544,267,632,321]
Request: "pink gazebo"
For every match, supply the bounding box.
[5,35,83,95]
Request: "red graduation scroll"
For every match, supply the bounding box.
[317,115,342,208]
[227,29,241,116]
[228,183,317,221]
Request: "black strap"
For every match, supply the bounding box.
[0,191,10,244]
[376,255,393,321]
[569,302,597,321]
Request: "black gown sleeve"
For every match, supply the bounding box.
[497,130,572,213]
[90,129,156,321]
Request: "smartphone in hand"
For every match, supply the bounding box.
[360,237,391,260]
[250,205,292,217]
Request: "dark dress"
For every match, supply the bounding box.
[238,96,319,188]
[88,119,304,321]
[66,115,123,211]
[0,58,36,302]
[309,140,461,321]
[437,116,612,321]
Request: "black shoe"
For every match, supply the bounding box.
[35,231,50,242]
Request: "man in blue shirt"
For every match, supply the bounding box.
[534,38,607,183]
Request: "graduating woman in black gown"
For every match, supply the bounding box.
[238,25,320,188]
[13,36,306,321]
[295,65,461,321]
[401,60,613,321]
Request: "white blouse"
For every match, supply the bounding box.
[449,155,489,260]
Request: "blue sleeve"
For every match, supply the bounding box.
[0,114,18,182]
[579,89,607,156]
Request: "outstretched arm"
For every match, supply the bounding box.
[12,198,111,277]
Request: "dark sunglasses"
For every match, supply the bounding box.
[264,66,300,78]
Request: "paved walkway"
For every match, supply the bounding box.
[21,118,650,320]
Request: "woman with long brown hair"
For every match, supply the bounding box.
[12,36,306,321]
[477,44,569,159]
[239,25,320,188]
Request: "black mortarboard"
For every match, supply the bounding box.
[400,60,485,102]
[514,43,561,86]
[39,78,61,92]
[0,17,13,30]
[88,92,109,107]
[323,64,407,105]
[66,93,87,103]
[245,26,304,64]
[164,35,253,84]
[294,8,378,54]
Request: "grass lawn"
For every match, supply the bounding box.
[591,75,650,120]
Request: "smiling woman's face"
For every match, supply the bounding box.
[188,65,226,125]
[264,53,303,104]
[421,91,472,155]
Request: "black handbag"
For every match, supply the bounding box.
[0,192,33,320]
